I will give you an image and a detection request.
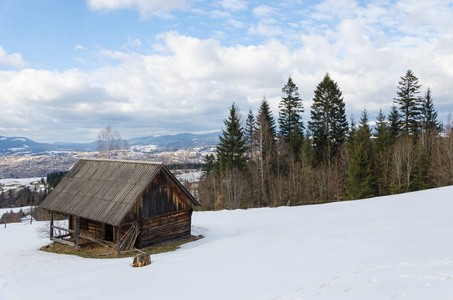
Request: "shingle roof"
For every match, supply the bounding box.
[40,159,199,226]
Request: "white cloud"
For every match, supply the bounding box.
[248,20,283,37]
[127,38,142,48]
[87,0,189,16]
[249,4,285,39]
[209,10,231,19]
[0,46,27,68]
[227,19,244,28]
[2,0,453,142]
[218,0,247,12]
[312,0,359,21]
[74,44,86,51]
[0,34,293,142]
[252,4,278,18]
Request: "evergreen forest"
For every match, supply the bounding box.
[198,70,453,210]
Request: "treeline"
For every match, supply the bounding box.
[0,184,48,208]
[198,70,453,210]
[0,171,68,208]
[47,171,68,188]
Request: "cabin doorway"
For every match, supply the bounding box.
[105,224,114,241]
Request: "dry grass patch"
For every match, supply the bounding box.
[40,235,202,259]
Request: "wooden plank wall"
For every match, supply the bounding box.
[141,171,192,218]
[70,216,104,239]
[136,210,192,248]
[86,221,103,239]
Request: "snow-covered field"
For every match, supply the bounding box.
[0,206,33,217]
[0,177,44,192]
[174,169,203,183]
[1,187,453,300]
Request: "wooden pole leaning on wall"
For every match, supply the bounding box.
[50,212,54,239]
[116,226,121,255]
[74,216,80,249]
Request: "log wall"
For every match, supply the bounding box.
[136,210,192,248]
[141,170,192,218]
[69,216,104,239]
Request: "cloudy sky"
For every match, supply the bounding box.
[0,0,452,143]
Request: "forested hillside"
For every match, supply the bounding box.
[199,70,452,209]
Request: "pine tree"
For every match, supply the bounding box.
[308,73,348,166]
[388,105,401,140]
[412,88,442,191]
[344,109,375,199]
[375,109,392,151]
[374,109,392,195]
[244,108,257,158]
[394,69,423,136]
[216,103,247,171]
[348,115,357,143]
[257,98,277,159]
[202,154,217,177]
[279,77,304,154]
[256,98,277,207]
[258,98,277,138]
[421,88,442,135]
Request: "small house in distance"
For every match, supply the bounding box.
[40,159,200,254]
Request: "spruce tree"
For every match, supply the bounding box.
[258,98,277,138]
[245,108,257,158]
[388,105,401,140]
[394,69,423,136]
[344,109,375,199]
[375,109,392,151]
[257,98,277,159]
[216,103,247,171]
[421,88,443,135]
[278,77,304,154]
[348,115,357,143]
[308,73,348,166]
[256,98,277,207]
[374,109,392,195]
[202,154,217,177]
[413,88,441,191]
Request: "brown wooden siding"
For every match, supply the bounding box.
[141,170,192,218]
[123,199,140,224]
[136,210,192,248]
[69,215,104,239]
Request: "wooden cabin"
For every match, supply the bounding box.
[40,159,200,254]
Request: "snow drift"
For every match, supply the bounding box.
[1,187,453,299]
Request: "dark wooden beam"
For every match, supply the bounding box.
[54,233,71,239]
[74,216,80,249]
[79,233,110,247]
[49,212,54,240]
[51,225,75,233]
[51,237,75,247]
[116,226,121,255]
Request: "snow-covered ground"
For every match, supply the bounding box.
[0,206,33,217]
[0,177,45,192]
[174,169,203,183]
[1,187,453,299]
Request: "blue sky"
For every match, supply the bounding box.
[0,0,452,142]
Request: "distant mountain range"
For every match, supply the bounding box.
[0,132,220,156]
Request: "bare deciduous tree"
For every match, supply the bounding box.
[98,126,128,158]
[431,117,453,186]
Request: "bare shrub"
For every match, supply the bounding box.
[36,220,68,239]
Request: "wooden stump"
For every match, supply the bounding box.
[132,253,151,267]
